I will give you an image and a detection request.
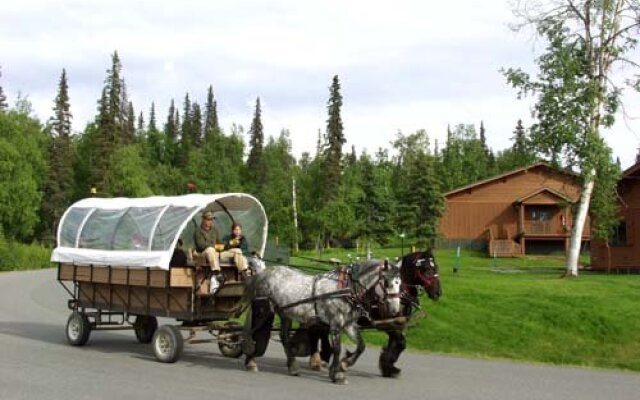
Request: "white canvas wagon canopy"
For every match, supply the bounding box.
[51,193,268,270]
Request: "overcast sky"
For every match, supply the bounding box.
[2,0,640,167]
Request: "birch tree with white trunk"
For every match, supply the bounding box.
[503,0,639,276]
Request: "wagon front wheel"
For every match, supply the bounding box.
[218,336,243,358]
[152,325,184,363]
[133,315,158,344]
[66,312,91,346]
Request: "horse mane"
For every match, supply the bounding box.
[401,249,433,269]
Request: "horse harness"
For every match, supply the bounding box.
[277,263,386,319]
[399,256,439,313]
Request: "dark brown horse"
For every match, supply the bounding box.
[379,249,441,377]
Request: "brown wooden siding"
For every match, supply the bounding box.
[440,202,518,240]
[591,207,640,271]
[440,164,588,242]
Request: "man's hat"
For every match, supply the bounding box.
[202,211,214,220]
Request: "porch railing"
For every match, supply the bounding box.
[524,220,562,235]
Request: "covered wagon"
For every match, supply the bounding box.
[52,193,270,362]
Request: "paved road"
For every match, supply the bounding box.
[1,269,639,400]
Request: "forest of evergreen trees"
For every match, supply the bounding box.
[0,52,540,250]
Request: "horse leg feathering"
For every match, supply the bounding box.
[340,323,365,371]
[329,329,346,384]
[279,314,300,376]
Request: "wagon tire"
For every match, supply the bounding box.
[218,336,243,358]
[66,312,91,346]
[133,315,158,344]
[152,325,184,363]
[218,322,243,358]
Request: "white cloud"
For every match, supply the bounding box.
[1,0,639,167]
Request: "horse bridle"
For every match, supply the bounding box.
[413,257,439,289]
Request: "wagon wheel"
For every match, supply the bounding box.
[66,312,91,346]
[218,322,243,358]
[152,325,184,363]
[133,315,158,344]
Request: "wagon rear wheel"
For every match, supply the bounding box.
[66,312,91,346]
[133,315,158,344]
[152,325,184,363]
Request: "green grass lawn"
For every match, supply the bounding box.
[291,247,640,372]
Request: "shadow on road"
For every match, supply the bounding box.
[0,320,379,383]
[0,320,149,355]
[171,347,380,383]
[0,321,70,346]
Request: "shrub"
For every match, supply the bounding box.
[0,234,52,271]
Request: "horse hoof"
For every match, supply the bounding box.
[245,360,258,372]
[332,372,347,384]
[340,360,349,372]
[309,353,322,371]
[381,366,401,378]
[288,364,300,376]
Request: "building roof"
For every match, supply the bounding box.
[622,162,640,179]
[514,187,575,204]
[444,162,578,197]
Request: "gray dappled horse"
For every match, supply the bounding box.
[307,250,442,378]
[243,261,400,384]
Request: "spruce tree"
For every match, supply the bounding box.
[315,129,324,157]
[321,75,345,198]
[50,69,72,139]
[178,94,192,167]
[513,119,527,157]
[479,120,487,151]
[405,151,444,247]
[87,51,129,192]
[125,101,135,144]
[358,153,394,245]
[181,93,192,146]
[246,97,265,192]
[391,130,443,244]
[164,99,178,166]
[204,85,220,140]
[191,102,203,147]
[137,111,145,138]
[0,66,7,111]
[43,68,75,239]
[145,102,164,166]
[106,51,125,143]
[148,102,157,132]
[174,109,183,167]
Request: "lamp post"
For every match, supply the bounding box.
[400,233,406,259]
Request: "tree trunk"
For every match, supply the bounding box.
[566,170,595,277]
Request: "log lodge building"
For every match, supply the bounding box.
[591,163,640,272]
[439,162,590,257]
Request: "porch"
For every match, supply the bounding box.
[487,187,588,257]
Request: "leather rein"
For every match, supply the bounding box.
[278,265,392,313]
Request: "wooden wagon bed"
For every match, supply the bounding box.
[58,263,245,321]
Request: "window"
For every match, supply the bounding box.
[531,207,552,221]
[611,221,627,247]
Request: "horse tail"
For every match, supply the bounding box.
[241,274,257,303]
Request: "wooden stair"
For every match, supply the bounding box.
[486,227,522,257]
